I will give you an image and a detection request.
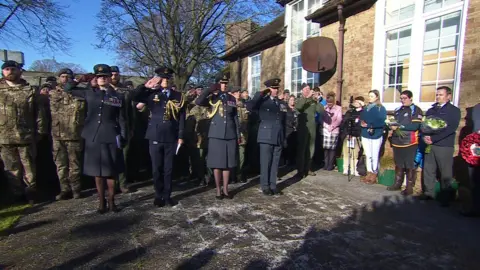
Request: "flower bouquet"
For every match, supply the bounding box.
[421,116,448,153]
[385,116,405,137]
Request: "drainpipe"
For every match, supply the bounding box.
[337,4,345,105]
[237,58,242,87]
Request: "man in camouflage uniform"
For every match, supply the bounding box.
[185,85,212,186]
[230,86,248,183]
[50,68,86,200]
[0,60,47,203]
[110,66,133,193]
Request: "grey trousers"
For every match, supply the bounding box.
[423,145,454,197]
[259,143,282,190]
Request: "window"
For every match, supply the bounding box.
[248,54,261,94]
[285,0,323,95]
[372,0,467,110]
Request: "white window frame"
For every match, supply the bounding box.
[248,53,262,95]
[372,0,469,111]
[285,0,323,96]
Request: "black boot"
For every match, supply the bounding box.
[387,166,404,191]
[25,186,36,205]
[401,169,417,196]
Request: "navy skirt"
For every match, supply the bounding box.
[207,138,237,169]
[83,140,125,177]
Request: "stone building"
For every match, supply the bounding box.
[222,0,480,117]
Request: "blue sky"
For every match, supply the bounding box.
[0,0,115,72]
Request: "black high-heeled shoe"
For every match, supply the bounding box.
[108,198,119,213]
[216,192,224,200]
[222,190,233,200]
[97,200,107,214]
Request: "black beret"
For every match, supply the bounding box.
[1,60,21,70]
[195,85,204,89]
[124,80,133,87]
[110,66,120,73]
[46,76,57,82]
[229,86,241,93]
[154,66,174,78]
[264,78,281,89]
[93,64,112,76]
[56,68,74,77]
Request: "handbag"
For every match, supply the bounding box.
[356,144,367,176]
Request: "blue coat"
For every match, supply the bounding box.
[196,90,239,140]
[132,85,185,143]
[65,83,126,144]
[249,92,287,146]
[359,104,387,139]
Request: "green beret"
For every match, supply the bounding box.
[110,66,120,73]
[56,68,74,77]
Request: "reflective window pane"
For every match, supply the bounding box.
[383,25,411,103]
[385,0,415,25]
[420,12,460,103]
[424,0,463,13]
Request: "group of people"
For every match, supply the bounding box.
[1,59,479,216]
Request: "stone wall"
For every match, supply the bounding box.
[319,5,376,110]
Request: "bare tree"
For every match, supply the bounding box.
[0,0,71,52]
[29,59,87,74]
[96,0,281,89]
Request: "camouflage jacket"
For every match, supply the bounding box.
[49,85,86,141]
[237,99,249,145]
[186,99,210,148]
[0,79,47,144]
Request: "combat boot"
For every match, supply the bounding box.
[401,168,417,196]
[25,186,36,205]
[56,191,71,201]
[72,190,82,199]
[387,166,404,191]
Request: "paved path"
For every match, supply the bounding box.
[1,170,480,269]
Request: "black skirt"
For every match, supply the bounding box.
[83,140,125,177]
[207,138,237,169]
[393,145,417,169]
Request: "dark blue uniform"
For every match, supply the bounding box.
[249,91,287,192]
[64,83,126,177]
[196,89,239,169]
[133,85,185,201]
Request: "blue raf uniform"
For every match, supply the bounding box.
[64,64,126,178]
[132,66,185,207]
[248,78,287,195]
[195,76,240,170]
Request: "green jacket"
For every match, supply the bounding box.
[295,96,324,134]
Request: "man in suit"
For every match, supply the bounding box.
[248,78,286,196]
[132,66,185,207]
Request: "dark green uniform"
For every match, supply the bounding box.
[236,98,249,182]
[295,96,324,177]
[186,99,212,185]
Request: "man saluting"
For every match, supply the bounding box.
[132,66,185,207]
[248,78,287,196]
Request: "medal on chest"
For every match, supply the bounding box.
[104,95,122,107]
[153,94,160,103]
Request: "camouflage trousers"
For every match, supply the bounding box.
[53,140,82,193]
[0,144,37,195]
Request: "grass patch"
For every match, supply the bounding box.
[0,204,31,232]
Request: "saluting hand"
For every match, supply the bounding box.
[145,77,161,89]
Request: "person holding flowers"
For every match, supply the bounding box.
[419,86,460,207]
[385,90,423,195]
[359,90,387,184]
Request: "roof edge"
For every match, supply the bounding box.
[305,0,376,26]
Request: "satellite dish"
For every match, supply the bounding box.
[301,37,337,86]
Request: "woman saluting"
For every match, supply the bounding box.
[64,64,126,214]
[196,74,239,199]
